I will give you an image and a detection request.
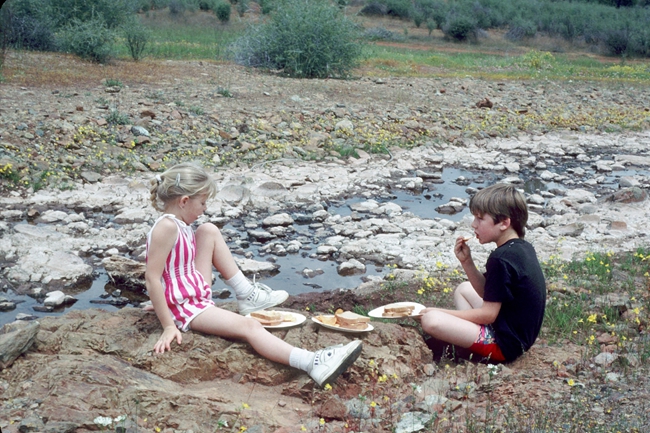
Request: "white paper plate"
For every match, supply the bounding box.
[367,302,426,319]
[246,311,307,329]
[311,316,374,333]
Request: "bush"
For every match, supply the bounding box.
[168,0,186,15]
[235,0,249,17]
[1,0,58,51]
[442,14,478,41]
[231,0,362,78]
[384,0,411,19]
[505,17,537,41]
[123,18,150,61]
[359,2,387,16]
[258,0,274,14]
[214,0,231,22]
[59,17,116,63]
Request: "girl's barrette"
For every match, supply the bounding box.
[155,174,162,184]
[175,173,181,187]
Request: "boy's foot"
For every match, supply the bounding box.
[237,281,289,316]
[309,340,363,387]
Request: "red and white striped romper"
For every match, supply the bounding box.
[146,214,214,331]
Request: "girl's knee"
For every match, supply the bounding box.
[196,222,219,237]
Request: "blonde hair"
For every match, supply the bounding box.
[149,163,217,211]
[469,183,528,238]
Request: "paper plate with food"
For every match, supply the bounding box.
[312,309,374,333]
[247,310,307,329]
[367,302,426,319]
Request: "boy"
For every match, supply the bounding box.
[420,183,546,362]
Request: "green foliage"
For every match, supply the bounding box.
[106,109,130,125]
[59,17,116,63]
[217,86,233,97]
[214,0,231,22]
[231,0,362,78]
[123,17,151,61]
[104,78,123,87]
[235,0,249,17]
[384,0,411,19]
[442,14,478,41]
[258,0,275,14]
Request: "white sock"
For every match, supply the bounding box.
[289,348,315,373]
[226,271,254,300]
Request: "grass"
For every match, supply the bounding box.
[113,9,244,60]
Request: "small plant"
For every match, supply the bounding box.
[189,105,205,115]
[123,18,151,61]
[104,78,123,88]
[217,86,233,97]
[214,0,231,23]
[106,109,130,125]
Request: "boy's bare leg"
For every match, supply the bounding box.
[194,223,240,281]
[420,310,480,349]
[190,306,293,365]
[454,281,484,310]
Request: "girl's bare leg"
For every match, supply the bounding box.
[194,223,240,282]
[189,306,293,365]
[420,310,480,348]
[454,281,484,310]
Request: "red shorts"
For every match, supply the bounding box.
[468,325,506,362]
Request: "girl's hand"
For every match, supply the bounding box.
[454,236,472,264]
[154,326,182,354]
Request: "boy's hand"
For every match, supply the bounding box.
[154,325,182,354]
[454,236,472,264]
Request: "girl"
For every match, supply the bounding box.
[145,162,362,387]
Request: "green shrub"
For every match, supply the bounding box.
[1,0,58,51]
[359,2,387,16]
[198,0,215,10]
[231,0,362,78]
[123,18,151,61]
[59,17,116,63]
[505,17,537,41]
[235,0,249,17]
[258,0,274,14]
[384,0,411,19]
[214,0,231,22]
[168,0,186,15]
[442,14,478,41]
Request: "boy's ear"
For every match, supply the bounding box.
[499,217,512,231]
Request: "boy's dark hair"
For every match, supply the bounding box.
[469,183,528,238]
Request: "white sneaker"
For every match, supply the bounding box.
[309,340,363,387]
[237,281,289,316]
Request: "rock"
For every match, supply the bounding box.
[594,352,618,366]
[395,412,434,433]
[131,125,150,137]
[335,119,353,132]
[102,256,146,290]
[610,187,647,203]
[0,320,39,369]
[262,213,294,227]
[234,258,280,275]
[337,258,366,276]
[80,171,102,183]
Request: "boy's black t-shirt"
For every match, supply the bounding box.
[482,238,547,362]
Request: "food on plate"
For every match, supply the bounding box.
[382,303,416,318]
[334,310,371,330]
[250,310,293,326]
[315,315,338,326]
[315,310,371,330]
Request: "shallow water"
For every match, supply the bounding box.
[1,164,647,327]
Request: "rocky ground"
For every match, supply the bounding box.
[1,52,650,432]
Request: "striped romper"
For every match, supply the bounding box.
[146,214,214,331]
